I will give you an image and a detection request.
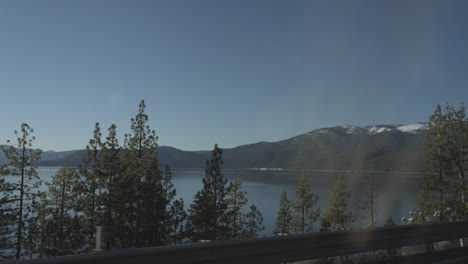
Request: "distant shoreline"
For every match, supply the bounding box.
[35,166,429,175]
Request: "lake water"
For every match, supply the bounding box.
[35,167,424,236]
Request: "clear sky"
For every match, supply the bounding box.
[1,0,467,151]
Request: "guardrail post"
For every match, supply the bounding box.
[95,226,102,251]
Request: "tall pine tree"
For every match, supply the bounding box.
[413,103,468,222]
[169,198,187,244]
[274,191,292,235]
[226,176,248,239]
[188,144,229,241]
[0,173,15,257]
[97,124,121,249]
[417,105,452,222]
[291,172,320,233]
[120,100,174,247]
[242,205,264,238]
[0,123,42,259]
[443,103,468,219]
[31,167,84,257]
[161,165,177,243]
[322,176,356,231]
[77,122,102,244]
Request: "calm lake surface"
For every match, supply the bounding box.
[36,167,424,236]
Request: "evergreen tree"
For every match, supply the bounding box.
[0,176,15,257]
[409,187,440,224]
[188,144,229,241]
[169,198,187,244]
[161,165,177,243]
[22,194,53,259]
[23,198,40,259]
[414,103,468,223]
[97,124,121,249]
[119,100,173,247]
[31,168,84,257]
[139,154,165,247]
[139,130,164,246]
[77,122,102,243]
[273,191,292,235]
[443,103,468,219]
[127,100,154,246]
[291,172,320,233]
[0,123,42,259]
[419,105,452,222]
[322,176,356,231]
[226,176,248,239]
[74,100,176,249]
[242,204,264,238]
[163,165,176,204]
[116,131,141,248]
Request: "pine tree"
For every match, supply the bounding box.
[242,204,264,238]
[163,165,176,208]
[0,175,15,256]
[97,124,121,249]
[119,100,174,247]
[443,103,468,219]
[137,125,164,246]
[127,100,154,246]
[161,165,177,243]
[410,187,440,224]
[139,154,166,246]
[169,198,187,244]
[115,133,140,248]
[188,144,229,241]
[291,172,320,233]
[322,176,356,231]
[226,176,248,239]
[77,122,102,243]
[419,105,452,222]
[23,198,41,259]
[273,191,292,235]
[0,123,42,259]
[31,167,83,257]
[414,103,468,223]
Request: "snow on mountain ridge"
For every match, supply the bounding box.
[369,126,391,134]
[397,123,428,133]
[306,123,428,136]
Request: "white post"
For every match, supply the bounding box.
[96,226,102,251]
[460,238,465,248]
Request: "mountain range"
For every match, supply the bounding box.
[0,123,429,172]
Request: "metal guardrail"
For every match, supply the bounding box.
[16,221,468,264]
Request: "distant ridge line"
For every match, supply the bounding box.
[0,123,429,172]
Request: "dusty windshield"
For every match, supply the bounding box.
[0,1,467,263]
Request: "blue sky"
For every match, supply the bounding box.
[1,0,467,151]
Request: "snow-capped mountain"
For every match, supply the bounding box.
[305,122,428,136]
[11,123,429,172]
[201,123,428,171]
